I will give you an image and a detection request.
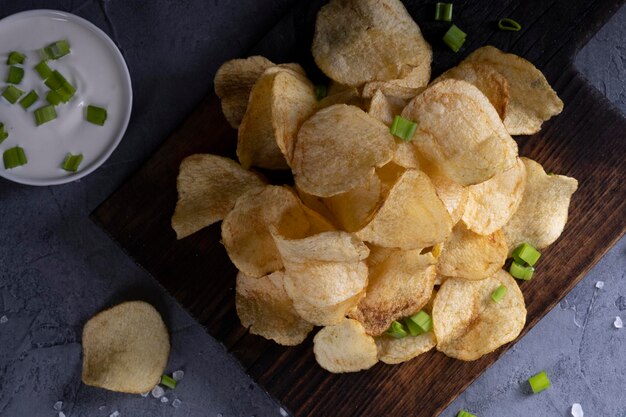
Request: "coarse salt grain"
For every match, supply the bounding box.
[151,385,165,398]
[280,407,289,416]
[172,370,184,381]
[161,396,169,403]
[0,315,8,324]
[172,398,182,408]
[595,281,604,289]
[615,316,623,329]
[58,412,66,417]
[109,411,120,417]
[571,403,583,417]
[53,401,63,410]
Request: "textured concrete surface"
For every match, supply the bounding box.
[0,2,624,417]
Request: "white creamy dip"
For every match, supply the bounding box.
[0,10,131,185]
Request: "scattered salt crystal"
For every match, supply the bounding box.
[0,315,8,324]
[140,391,149,397]
[59,412,66,417]
[151,385,165,398]
[99,406,106,411]
[109,411,120,417]
[595,281,604,289]
[172,370,185,381]
[161,396,169,403]
[217,414,223,417]
[172,398,182,408]
[571,403,583,417]
[279,407,289,416]
[53,401,63,410]
[614,316,623,329]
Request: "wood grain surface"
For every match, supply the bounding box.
[92,1,626,416]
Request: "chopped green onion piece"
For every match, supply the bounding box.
[498,18,522,31]
[86,105,107,126]
[457,411,477,417]
[386,320,408,338]
[528,370,550,393]
[512,243,541,266]
[407,310,432,333]
[44,71,76,103]
[435,3,453,22]
[46,90,63,106]
[62,153,84,172]
[404,317,424,337]
[0,123,8,144]
[509,261,534,281]
[315,84,327,100]
[34,104,57,126]
[7,51,26,65]
[2,85,24,104]
[34,60,53,79]
[161,374,177,389]
[44,70,66,90]
[19,90,39,110]
[7,66,25,84]
[390,115,418,141]
[3,146,27,169]
[443,24,467,52]
[40,39,71,60]
[491,284,507,303]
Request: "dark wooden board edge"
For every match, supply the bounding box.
[91,1,626,416]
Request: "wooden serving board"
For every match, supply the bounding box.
[92,1,626,416]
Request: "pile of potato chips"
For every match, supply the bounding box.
[173,0,578,373]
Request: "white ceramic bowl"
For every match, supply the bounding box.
[0,9,132,186]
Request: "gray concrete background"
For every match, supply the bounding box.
[0,1,623,417]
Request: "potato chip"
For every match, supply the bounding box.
[274,230,369,307]
[465,46,563,135]
[367,90,407,127]
[323,173,382,232]
[437,223,508,281]
[82,301,169,393]
[292,104,395,197]
[362,63,430,100]
[356,170,452,249]
[503,158,578,253]
[433,270,526,360]
[214,56,275,128]
[317,86,362,109]
[462,158,526,235]
[221,186,310,277]
[375,332,436,364]
[236,270,313,345]
[295,186,338,226]
[434,61,510,120]
[401,79,518,185]
[291,290,364,326]
[313,318,378,373]
[237,67,317,169]
[312,0,431,86]
[430,175,469,225]
[375,161,406,188]
[172,154,265,239]
[350,249,436,335]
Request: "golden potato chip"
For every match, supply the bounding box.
[237,67,317,169]
[300,204,337,234]
[172,154,265,239]
[401,79,518,185]
[375,161,406,188]
[82,301,169,393]
[312,0,431,86]
[430,175,469,225]
[433,270,526,360]
[356,170,452,249]
[214,56,275,128]
[291,290,364,326]
[350,249,436,335]
[375,332,436,364]
[367,90,406,127]
[503,157,578,253]
[236,270,313,345]
[295,186,338,226]
[465,46,563,135]
[274,230,369,307]
[437,223,508,281]
[221,186,310,277]
[323,173,382,232]
[434,61,510,120]
[462,157,526,235]
[313,318,378,373]
[362,63,430,100]
[292,104,395,197]
[317,86,362,109]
